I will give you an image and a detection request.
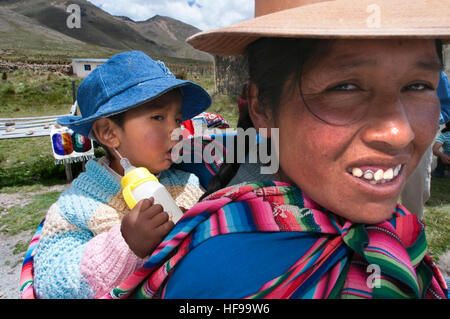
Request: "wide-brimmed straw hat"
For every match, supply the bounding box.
[187,0,450,55]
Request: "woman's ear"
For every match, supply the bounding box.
[247,83,275,138]
[91,118,121,149]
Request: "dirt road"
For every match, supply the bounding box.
[0,185,68,299]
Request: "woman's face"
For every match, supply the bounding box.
[262,39,441,223]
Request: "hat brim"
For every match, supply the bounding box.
[57,78,211,137]
[187,0,450,56]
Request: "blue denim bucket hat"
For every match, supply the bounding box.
[58,51,212,137]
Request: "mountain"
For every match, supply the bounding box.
[0,4,116,60]
[0,0,212,62]
[116,15,211,61]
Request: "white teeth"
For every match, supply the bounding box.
[383,168,394,180]
[374,169,384,181]
[350,164,402,184]
[363,170,374,180]
[352,168,363,177]
[393,164,401,177]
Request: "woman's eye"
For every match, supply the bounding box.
[404,83,433,91]
[328,83,359,91]
[152,115,164,120]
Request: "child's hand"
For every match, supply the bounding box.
[121,197,174,258]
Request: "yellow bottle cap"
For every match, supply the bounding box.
[121,167,159,209]
[121,167,158,188]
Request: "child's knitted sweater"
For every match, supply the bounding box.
[33,158,204,299]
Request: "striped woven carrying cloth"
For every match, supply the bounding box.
[105,181,448,299]
[20,218,45,299]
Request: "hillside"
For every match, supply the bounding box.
[117,15,212,62]
[0,0,212,62]
[0,5,117,61]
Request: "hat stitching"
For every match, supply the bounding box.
[98,67,110,99]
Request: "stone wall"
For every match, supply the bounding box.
[214,55,248,96]
[0,59,72,75]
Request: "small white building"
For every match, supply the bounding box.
[71,58,107,78]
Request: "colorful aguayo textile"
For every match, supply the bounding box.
[20,219,45,299]
[104,181,448,299]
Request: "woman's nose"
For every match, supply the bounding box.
[361,96,415,152]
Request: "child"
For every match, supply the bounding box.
[32,51,211,298]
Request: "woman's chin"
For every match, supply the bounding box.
[335,201,399,224]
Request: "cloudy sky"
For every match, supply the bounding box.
[87,0,254,31]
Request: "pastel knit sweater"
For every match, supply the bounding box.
[33,158,204,299]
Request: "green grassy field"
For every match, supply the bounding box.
[0,70,81,117]
[0,68,448,263]
[423,178,450,261]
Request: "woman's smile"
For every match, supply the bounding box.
[345,161,407,199]
[348,164,403,183]
[344,153,410,198]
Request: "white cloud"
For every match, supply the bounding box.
[86,0,254,30]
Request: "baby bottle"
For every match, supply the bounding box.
[119,157,184,224]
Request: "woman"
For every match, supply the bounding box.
[107,0,449,299]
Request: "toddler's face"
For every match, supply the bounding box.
[117,90,183,174]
